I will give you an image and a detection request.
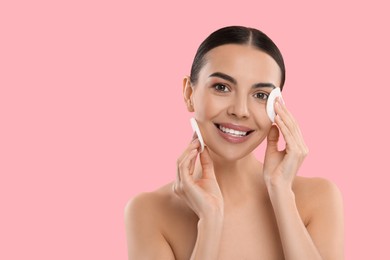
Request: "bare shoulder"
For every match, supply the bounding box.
[293,176,343,204]
[293,177,344,259]
[124,183,177,260]
[293,176,344,224]
[125,183,172,209]
[124,182,175,222]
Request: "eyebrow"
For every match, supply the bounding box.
[208,72,276,89]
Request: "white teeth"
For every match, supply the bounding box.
[219,125,247,136]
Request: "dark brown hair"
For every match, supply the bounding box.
[190,26,286,90]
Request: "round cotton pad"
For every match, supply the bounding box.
[266,88,282,123]
[190,117,205,153]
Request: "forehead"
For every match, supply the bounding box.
[199,44,281,86]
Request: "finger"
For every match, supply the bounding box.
[265,125,280,154]
[289,121,308,154]
[188,148,198,175]
[172,181,179,195]
[275,99,308,153]
[199,146,216,179]
[178,148,198,183]
[275,99,304,140]
[176,139,201,179]
[275,114,309,162]
[274,98,295,131]
[274,114,297,151]
[275,99,306,144]
[192,131,198,141]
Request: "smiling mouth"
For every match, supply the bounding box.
[214,124,255,137]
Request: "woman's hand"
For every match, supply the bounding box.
[263,97,309,189]
[173,138,224,219]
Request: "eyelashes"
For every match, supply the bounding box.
[253,92,269,101]
[212,83,230,92]
[212,83,270,102]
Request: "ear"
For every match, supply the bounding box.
[183,76,194,112]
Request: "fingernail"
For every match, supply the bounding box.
[279,96,285,106]
[275,99,281,109]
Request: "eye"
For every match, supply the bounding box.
[213,83,230,92]
[254,92,269,100]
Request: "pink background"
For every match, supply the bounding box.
[1,0,389,259]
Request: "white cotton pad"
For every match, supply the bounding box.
[266,88,282,123]
[190,117,205,153]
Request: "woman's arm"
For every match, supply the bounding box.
[124,190,224,260]
[263,97,344,259]
[173,140,224,260]
[125,205,224,260]
[125,139,224,260]
[189,213,224,260]
[267,179,344,260]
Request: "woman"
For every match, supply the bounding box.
[125,26,344,260]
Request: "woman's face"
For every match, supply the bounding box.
[186,44,282,161]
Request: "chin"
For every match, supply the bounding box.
[207,144,256,163]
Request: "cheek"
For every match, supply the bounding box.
[260,116,273,131]
[193,91,226,119]
[252,118,273,146]
[250,101,270,120]
[254,106,273,131]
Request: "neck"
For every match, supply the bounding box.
[194,151,265,204]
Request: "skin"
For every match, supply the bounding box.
[125,44,344,259]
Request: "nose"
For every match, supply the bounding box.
[227,95,250,119]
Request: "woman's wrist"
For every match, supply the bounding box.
[197,210,224,238]
[198,211,224,228]
[198,202,224,221]
[197,219,223,237]
[190,212,224,260]
[266,180,295,203]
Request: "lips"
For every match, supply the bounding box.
[214,123,255,143]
